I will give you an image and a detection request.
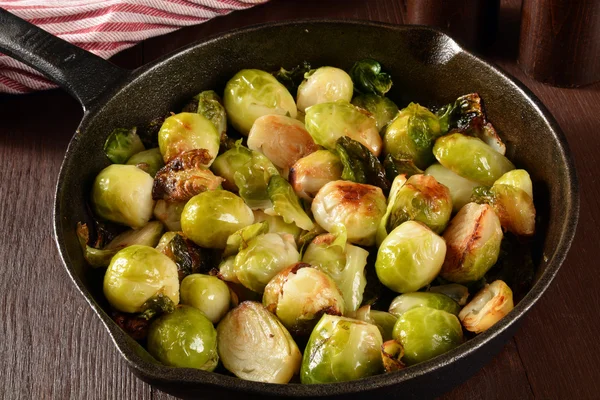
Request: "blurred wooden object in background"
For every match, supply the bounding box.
[519,0,600,87]
[401,0,500,51]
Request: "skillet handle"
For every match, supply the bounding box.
[0,8,128,110]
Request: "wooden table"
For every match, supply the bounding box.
[1,0,599,398]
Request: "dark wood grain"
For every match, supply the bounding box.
[519,0,600,87]
[1,0,599,399]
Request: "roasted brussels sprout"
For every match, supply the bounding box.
[336,136,390,192]
[383,103,441,169]
[211,143,279,209]
[312,181,387,246]
[157,112,220,165]
[302,227,368,313]
[441,203,503,283]
[248,114,318,172]
[353,305,397,341]
[375,221,446,293]
[352,93,399,131]
[224,69,297,135]
[296,67,353,112]
[381,339,406,372]
[222,222,269,258]
[104,127,145,164]
[429,284,470,306]
[392,306,463,365]
[125,147,164,177]
[425,163,480,213]
[301,315,384,383]
[472,170,536,236]
[253,210,302,239]
[152,150,224,202]
[272,61,312,96]
[91,164,155,228]
[304,101,382,156]
[377,174,452,243]
[103,245,179,313]
[180,274,230,323]
[349,58,392,96]
[459,280,514,333]
[289,150,343,200]
[181,190,254,249]
[190,90,227,137]
[153,200,185,231]
[265,175,314,231]
[217,301,302,383]
[433,133,515,186]
[148,305,218,371]
[158,232,215,280]
[435,93,505,154]
[388,292,460,318]
[234,233,300,293]
[263,263,345,335]
[76,221,164,268]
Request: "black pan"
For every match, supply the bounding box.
[0,8,579,400]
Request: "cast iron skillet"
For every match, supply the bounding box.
[0,8,579,400]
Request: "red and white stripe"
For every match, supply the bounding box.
[0,0,268,94]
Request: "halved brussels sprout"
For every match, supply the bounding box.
[289,150,343,200]
[472,170,536,236]
[217,301,302,383]
[429,284,470,306]
[383,103,441,169]
[152,152,224,202]
[352,93,399,131]
[353,305,397,341]
[265,175,314,231]
[180,274,231,323]
[312,181,387,246]
[296,67,353,112]
[153,200,185,231]
[211,143,279,209]
[181,190,254,249]
[125,147,164,177]
[76,221,164,268]
[234,233,300,293]
[459,280,514,333]
[349,59,393,96]
[377,174,452,243]
[304,101,382,156]
[392,306,463,365]
[433,133,515,186]
[388,292,460,318]
[302,227,368,313]
[91,164,155,228]
[441,203,503,283]
[375,221,446,293]
[157,112,220,165]
[147,305,218,371]
[381,340,406,372]
[263,263,345,335]
[104,127,145,164]
[301,315,384,384]
[224,69,297,135]
[425,163,480,213]
[247,114,318,172]
[253,210,302,239]
[103,245,179,313]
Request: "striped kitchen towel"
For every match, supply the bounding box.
[0,0,268,94]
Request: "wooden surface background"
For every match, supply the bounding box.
[1,0,599,398]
